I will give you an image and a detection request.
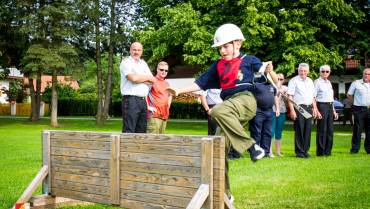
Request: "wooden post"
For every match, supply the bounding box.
[13,165,48,208]
[201,138,213,209]
[42,131,51,195]
[109,135,120,205]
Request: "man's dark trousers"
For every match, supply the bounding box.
[249,107,273,155]
[350,106,370,154]
[207,104,218,135]
[294,105,313,157]
[316,103,334,156]
[122,95,147,133]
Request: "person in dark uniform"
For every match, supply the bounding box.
[347,68,370,154]
[314,65,338,156]
[249,75,277,157]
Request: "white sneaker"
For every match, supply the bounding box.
[229,195,235,204]
[250,144,265,162]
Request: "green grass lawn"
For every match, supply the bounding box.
[0,117,369,209]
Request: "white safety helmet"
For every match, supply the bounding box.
[212,23,245,47]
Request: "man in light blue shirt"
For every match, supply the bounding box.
[347,68,370,154]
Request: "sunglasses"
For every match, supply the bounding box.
[321,71,330,73]
[159,69,168,72]
[278,78,284,81]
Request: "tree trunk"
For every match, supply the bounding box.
[50,69,58,127]
[95,0,104,125]
[103,0,116,120]
[29,70,42,121]
[29,76,38,121]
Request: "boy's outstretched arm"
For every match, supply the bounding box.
[166,83,201,96]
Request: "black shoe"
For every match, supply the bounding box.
[304,153,311,158]
[248,144,265,162]
[350,150,358,154]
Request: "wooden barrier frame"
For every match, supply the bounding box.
[15,131,228,209]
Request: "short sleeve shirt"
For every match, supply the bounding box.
[287,75,315,105]
[273,85,288,113]
[347,79,370,106]
[314,77,334,103]
[120,56,153,97]
[202,89,223,105]
[195,54,262,99]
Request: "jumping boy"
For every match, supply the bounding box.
[167,23,273,200]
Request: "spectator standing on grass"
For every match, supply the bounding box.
[287,63,319,158]
[200,89,222,135]
[342,96,353,126]
[271,73,288,157]
[120,42,156,133]
[147,61,172,134]
[314,65,338,157]
[249,74,277,158]
[347,68,370,154]
[166,23,273,203]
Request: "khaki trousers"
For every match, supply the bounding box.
[211,91,257,196]
[147,117,167,134]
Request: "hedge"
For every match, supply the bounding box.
[57,99,208,119]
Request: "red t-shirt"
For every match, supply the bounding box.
[147,76,170,120]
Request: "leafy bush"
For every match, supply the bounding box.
[57,99,207,119]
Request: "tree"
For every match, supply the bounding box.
[136,0,365,77]
[21,1,80,127]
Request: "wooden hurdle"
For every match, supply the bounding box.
[13,131,232,209]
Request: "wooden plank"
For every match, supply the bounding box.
[51,164,109,178]
[52,188,110,205]
[121,190,190,208]
[51,147,110,159]
[52,172,109,186]
[121,143,202,157]
[121,171,200,188]
[201,139,213,209]
[14,166,48,206]
[186,184,209,209]
[120,199,182,209]
[42,131,51,195]
[30,194,94,209]
[224,193,236,209]
[121,162,201,178]
[121,180,197,198]
[120,134,207,145]
[213,136,225,209]
[53,179,108,196]
[121,152,201,167]
[109,135,120,205]
[51,155,109,168]
[50,131,113,141]
[51,139,110,151]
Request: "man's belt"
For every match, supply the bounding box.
[123,95,145,100]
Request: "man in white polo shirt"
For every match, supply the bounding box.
[120,42,156,133]
[347,68,370,154]
[287,63,318,158]
[314,65,338,157]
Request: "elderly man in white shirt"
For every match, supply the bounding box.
[347,68,370,154]
[120,42,156,133]
[314,65,338,157]
[287,63,318,158]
